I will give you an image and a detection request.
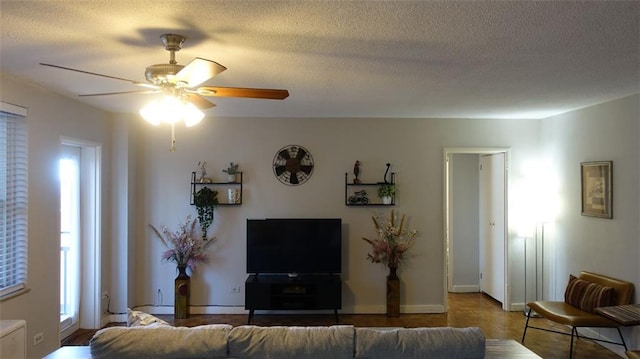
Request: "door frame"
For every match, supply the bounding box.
[60,137,102,335]
[443,147,510,311]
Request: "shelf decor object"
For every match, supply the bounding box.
[194,187,218,239]
[580,161,612,218]
[222,162,239,182]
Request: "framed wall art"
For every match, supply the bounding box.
[580,161,612,218]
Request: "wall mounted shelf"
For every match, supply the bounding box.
[344,172,395,206]
[190,171,243,206]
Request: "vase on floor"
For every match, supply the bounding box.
[386,265,400,317]
[175,266,190,319]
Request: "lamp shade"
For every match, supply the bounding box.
[139,96,204,126]
[183,102,204,127]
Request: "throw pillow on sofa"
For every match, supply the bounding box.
[126,308,170,327]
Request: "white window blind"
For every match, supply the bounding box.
[0,102,28,298]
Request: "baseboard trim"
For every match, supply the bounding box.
[139,305,248,315]
[451,285,480,293]
[134,304,446,316]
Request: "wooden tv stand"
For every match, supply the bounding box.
[245,274,341,324]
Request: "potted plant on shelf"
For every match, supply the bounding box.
[377,183,396,205]
[222,162,239,182]
[194,187,218,239]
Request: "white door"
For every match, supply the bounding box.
[479,153,506,304]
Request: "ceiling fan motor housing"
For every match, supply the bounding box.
[145,34,188,86]
[145,63,185,85]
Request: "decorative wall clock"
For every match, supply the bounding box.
[273,145,314,185]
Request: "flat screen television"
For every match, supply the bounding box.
[246,218,342,275]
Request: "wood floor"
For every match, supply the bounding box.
[64,292,622,358]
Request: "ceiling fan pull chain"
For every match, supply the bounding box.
[169,123,176,152]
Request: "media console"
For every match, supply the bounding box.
[245,274,342,324]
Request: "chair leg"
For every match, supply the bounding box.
[616,327,628,351]
[522,308,532,343]
[569,326,577,359]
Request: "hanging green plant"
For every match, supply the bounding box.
[194,187,218,240]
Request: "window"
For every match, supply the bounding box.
[0,102,28,298]
[60,145,80,332]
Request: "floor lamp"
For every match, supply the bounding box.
[524,222,545,317]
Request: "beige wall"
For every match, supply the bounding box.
[2,70,638,356]
[131,116,540,314]
[0,75,112,358]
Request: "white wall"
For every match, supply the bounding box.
[127,116,540,315]
[450,154,480,292]
[539,94,640,349]
[0,75,112,358]
[3,69,637,355]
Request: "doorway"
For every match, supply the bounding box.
[59,139,102,338]
[443,148,510,311]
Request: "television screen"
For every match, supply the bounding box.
[246,218,342,274]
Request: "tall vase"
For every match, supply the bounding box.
[387,266,400,317]
[175,266,190,319]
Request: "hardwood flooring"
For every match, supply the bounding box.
[63,292,622,358]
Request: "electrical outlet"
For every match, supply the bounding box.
[231,286,241,293]
[33,332,44,346]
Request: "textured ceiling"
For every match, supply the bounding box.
[1,0,638,119]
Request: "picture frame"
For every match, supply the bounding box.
[580,161,612,218]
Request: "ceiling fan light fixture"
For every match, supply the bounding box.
[183,102,205,127]
[139,96,204,127]
[139,99,163,125]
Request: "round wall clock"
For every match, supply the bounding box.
[273,145,314,185]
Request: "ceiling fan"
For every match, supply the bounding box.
[40,33,290,109]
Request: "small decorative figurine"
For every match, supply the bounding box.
[348,190,369,205]
[353,160,361,184]
[197,161,207,183]
[383,163,391,184]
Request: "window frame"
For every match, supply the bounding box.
[0,101,28,300]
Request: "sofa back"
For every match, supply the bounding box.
[229,325,354,359]
[90,324,486,359]
[90,324,232,359]
[355,327,485,359]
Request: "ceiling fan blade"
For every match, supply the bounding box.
[197,86,289,100]
[40,63,157,89]
[185,93,216,109]
[79,90,160,97]
[175,57,227,88]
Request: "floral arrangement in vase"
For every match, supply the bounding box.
[149,216,216,272]
[362,210,417,269]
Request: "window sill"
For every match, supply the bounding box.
[0,287,31,302]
